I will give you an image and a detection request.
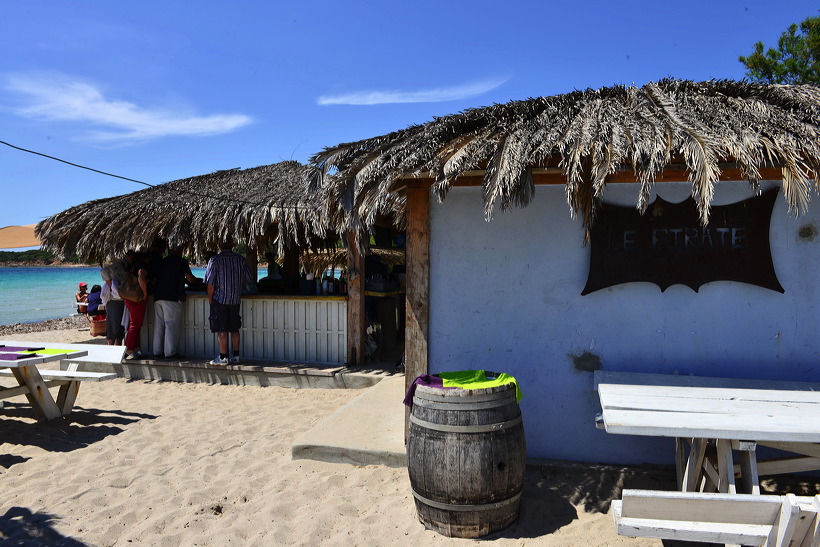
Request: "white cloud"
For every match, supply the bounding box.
[317,76,509,106]
[3,72,253,143]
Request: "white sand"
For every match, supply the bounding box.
[1,327,678,545]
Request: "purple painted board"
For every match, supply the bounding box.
[0,346,45,352]
[0,353,40,360]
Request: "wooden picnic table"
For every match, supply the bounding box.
[0,342,120,421]
[596,373,820,496]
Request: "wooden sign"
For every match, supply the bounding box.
[582,189,783,294]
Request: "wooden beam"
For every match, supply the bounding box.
[405,183,430,438]
[346,232,365,366]
[606,166,785,184]
[404,166,787,187]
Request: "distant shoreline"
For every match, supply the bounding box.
[0,263,98,268]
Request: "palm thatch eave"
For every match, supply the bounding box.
[36,161,329,261]
[308,79,820,237]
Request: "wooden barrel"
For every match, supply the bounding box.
[407,382,526,538]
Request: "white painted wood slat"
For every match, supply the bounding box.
[613,490,820,546]
[599,383,820,404]
[594,370,820,392]
[0,369,115,381]
[601,392,820,417]
[598,383,820,442]
[601,408,820,442]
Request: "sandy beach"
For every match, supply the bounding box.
[1,324,816,546]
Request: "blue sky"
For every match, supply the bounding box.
[2,0,818,249]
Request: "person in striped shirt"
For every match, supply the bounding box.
[204,237,254,365]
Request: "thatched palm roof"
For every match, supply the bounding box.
[299,247,405,276]
[309,79,820,235]
[37,161,326,261]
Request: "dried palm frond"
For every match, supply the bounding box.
[37,161,327,261]
[309,79,820,237]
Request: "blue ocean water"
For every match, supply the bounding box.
[0,266,214,326]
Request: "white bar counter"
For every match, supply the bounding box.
[139,293,347,365]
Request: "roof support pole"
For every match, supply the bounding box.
[281,244,300,279]
[244,240,259,278]
[405,182,430,439]
[346,232,365,366]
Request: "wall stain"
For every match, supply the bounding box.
[568,351,602,372]
[798,224,817,241]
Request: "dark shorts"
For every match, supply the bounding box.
[209,302,241,333]
[105,299,125,340]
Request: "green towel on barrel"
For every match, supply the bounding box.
[435,370,522,402]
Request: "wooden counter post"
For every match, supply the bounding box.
[346,232,365,366]
[405,182,430,439]
[281,244,300,279]
[245,241,259,276]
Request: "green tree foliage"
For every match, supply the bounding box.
[0,250,83,264]
[0,250,55,263]
[739,15,820,84]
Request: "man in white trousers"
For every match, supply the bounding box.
[152,246,196,359]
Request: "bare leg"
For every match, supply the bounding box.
[217,332,229,355]
[231,332,240,355]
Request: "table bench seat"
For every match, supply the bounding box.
[0,366,117,418]
[614,489,820,546]
[0,341,126,421]
[0,369,116,382]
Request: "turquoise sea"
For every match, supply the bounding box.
[0,266,220,326]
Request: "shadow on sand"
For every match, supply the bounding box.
[0,507,89,546]
[0,402,157,469]
[483,461,820,544]
[480,461,678,540]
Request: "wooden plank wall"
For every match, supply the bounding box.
[141,295,347,365]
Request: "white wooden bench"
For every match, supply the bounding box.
[594,370,820,494]
[0,368,116,381]
[0,367,116,416]
[613,489,820,546]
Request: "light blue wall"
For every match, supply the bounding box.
[427,181,820,465]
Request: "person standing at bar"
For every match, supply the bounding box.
[123,251,150,360]
[204,237,253,365]
[100,252,129,346]
[152,246,196,359]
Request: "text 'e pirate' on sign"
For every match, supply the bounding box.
[582,188,784,295]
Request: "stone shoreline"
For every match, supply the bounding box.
[0,315,88,336]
